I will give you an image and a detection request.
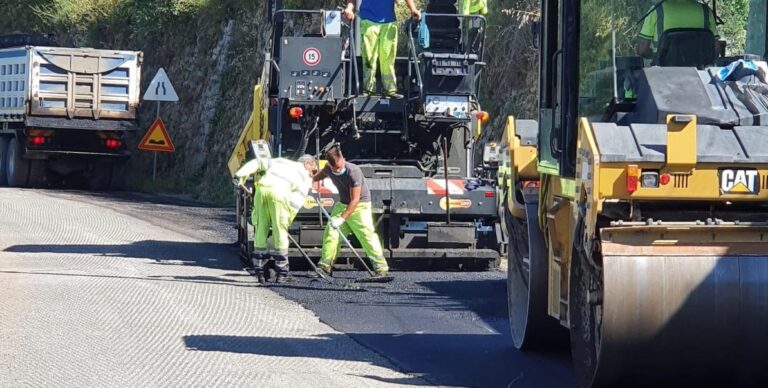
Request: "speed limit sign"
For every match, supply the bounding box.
[303,48,321,67]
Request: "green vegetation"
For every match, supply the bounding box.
[0,0,755,204]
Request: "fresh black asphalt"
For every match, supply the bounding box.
[268,270,576,388]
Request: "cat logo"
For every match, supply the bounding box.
[720,169,759,195]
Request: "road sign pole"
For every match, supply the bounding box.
[153,101,160,181]
[140,67,178,175]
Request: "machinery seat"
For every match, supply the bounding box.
[424,1,461,54]
[654,28,716,68]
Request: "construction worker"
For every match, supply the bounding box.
[459,0,488,15]
[636,0,719,60]
[458,0,488,57]
[313,145,389,277]
[343,0,421,99]
[250,155,317,284]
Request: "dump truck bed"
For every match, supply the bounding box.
[0,46,142,127]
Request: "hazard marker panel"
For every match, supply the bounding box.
[427,178,465,196]
[138,118,175,152]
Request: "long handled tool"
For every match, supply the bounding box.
[313,197,394,283]
[286,233,333,283]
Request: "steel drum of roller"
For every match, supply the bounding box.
[570,225,768,387]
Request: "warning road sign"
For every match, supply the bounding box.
[138,118,175,152]
[143,68,179,102]
[303,48,321,66]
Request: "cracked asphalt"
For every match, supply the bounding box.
[0,189,575,387]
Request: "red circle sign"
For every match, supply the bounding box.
[303,48,321,67]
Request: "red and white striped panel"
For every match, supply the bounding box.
[311,177,339,195]
[426,178,465,196]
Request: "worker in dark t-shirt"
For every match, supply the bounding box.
[312,145,389,276]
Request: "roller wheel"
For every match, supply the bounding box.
[0,136,9,186]
[6,138,29,187]
[506,201,565,350]
[569,209,608,388]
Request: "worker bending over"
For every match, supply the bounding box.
[636,0,719,60]
[313,146,389,277]
[343,0,420,99]
[250,155,317,283]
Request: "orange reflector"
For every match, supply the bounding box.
[626,164,639,193]
[289,107,304,119]
[476,111,490,123]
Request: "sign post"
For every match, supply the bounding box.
[141,68,179,181]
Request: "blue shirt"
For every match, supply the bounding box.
[359,0,397,23]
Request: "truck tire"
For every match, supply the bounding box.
[0,136,9,186]
[27,160,47,188]
[89,163,112,191]
[6,138,29,187]
[108,161,127,191]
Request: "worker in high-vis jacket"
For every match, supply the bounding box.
[343,0,421,99]
[236,154,317,283]
[635,0,719,59]
[313,145,389,277]
[460,0,488,15]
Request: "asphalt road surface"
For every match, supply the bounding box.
[0,189,575,387]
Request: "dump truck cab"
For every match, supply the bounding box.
[499,0,768,386]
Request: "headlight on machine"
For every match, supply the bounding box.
[640,171,659,188]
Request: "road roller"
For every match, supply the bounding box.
[492,0,768,386]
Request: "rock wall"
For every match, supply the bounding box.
[0,0,539,204]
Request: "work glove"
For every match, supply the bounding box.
[329,216,345,229]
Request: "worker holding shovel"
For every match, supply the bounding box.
[313,145,390,278]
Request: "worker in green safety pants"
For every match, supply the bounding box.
[313,145,389,277]
[343,0,421,99]
[636,0,720,61]
[459,0,488,57]
[247,155,317,284]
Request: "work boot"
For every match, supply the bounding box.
[255,271,266,284]
[373,268,390,278]
[272,254,291,283]
[317,263,333,277]
[275,272,295,284]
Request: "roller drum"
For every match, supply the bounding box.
[571,233,768,386]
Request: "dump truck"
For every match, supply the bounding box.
[492,0,768,386]
[228,0,502,270]
[0,36,142,189]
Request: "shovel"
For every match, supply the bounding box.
[313,197,394,283]
[286,233,333,283]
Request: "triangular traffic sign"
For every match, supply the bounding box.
[138,118,175,152]
[143,68,179,102]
